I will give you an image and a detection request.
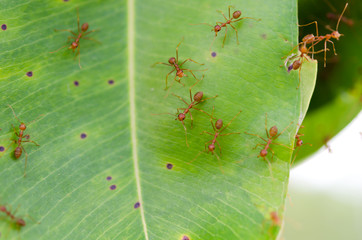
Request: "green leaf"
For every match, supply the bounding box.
[0,0,315,239]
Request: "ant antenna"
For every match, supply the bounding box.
[336,3,348,31]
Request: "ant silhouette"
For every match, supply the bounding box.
[0,105,43,177]
[245,113,293,177]
[51,8,99,68]
[291,129,312,165]
[152,38,205,90]
[193,6,260,51]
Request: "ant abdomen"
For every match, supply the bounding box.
[292,60,301,70]
[260,149,268,157]
[233,11,241,19]
[15,147,22,159]
[208,144,215,152]
[215,119,223,129]
[269,126,278,137]
[193,92,203,102]
[81,23,89,32]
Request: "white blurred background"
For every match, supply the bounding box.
[283,111,362,240]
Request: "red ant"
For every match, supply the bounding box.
[193,6,260,50]
[0,204,38,232]
[291,130,312,165]
[51,8,99,68]
[270,211,281,226]
[154,77,217,146]
[245,113,293,176]
[190,107,242,172]
[152,38,205,90]
[0,105,43,177]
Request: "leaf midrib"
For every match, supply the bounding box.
[127,0,149,239]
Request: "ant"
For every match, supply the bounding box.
[0,204,39,231]
[291,130,312,165]
[190,107,242,172]
[0,105,43,177]
[154,77,217,147]
[244,113,293,176]
[270,211,281,226]
[152,38,205,90]
[51,8,99,68]
[193,6,260,50]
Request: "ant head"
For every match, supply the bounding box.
[208,144,215,152]
[193,91,203,102]
[176,70,185,78]
[17,219,26,227]
[81,23,89,32]
[214,25,221,33]
[168,57,176,64]
[302,34,315,44]
[178,113,186,121]
[269,126,278,137]
[70,42,78,49]
[260,149,268,157]
[331,31,341,40]
[215,119,223,129]
[297,139,303,147]
[233,11,242,19]
[19,123,26,131]
[292,60,301,70]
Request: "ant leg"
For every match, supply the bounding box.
[82,37,102,44]
[176,108,186,114]
[323,40,327,67]
[182,69,208,82]
[27,114,45,125]
[22,146,28,177]
[228,23,239,45]
[265,113,270,138]
[291,147,301,166]
[244,132,268,143]
[219,110,242,133]
[78,45,82,69]
[327,40,337,55]
[76,8,80,33]
[54,29,77,36]
[200,131,214,136]
[82,29,100,37]
[189,111,194,128]
[222,25,228,48]
[164,69,176,90]
[281,42,303,59]
[189,76,203,102]
[151,62,172,67]
[8,105,21,123]
[298,21,319,36]
[171,93,189,106]
[216,140,222,155]
[192,108,214,118]
[179,58,204,66]
[232,17,261,23]
[216,10,228,21]
[181,120,189,147]
[22,140,40,147]
[189,151,204,165]
[209,34,217,52]
[264,156,274,179]
[253,143,265,150]
[275,121,294,139]
[219,132,241,137]
[213,152,224,174]
[195,94,218,104]
[175,37,184,63]
[210,106,216,131]
[271,141,293,150]
[50,45,67,54]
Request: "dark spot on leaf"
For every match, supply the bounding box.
[182,236,190,240]
[1,24,7,31]
[74,81,79,86]
[166,163,173,170]
[26,71,33,77]
[108,79,114,85]
[0,146,4,152]
[287,64,293,73]
[261,34,267,39]
[80,133,87,139]
[63,0,69,2]
[211,52,217,57]
[106,176,112,181]
[134,202,140,209]
[110,185,116,190]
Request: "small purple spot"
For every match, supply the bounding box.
[134,202,140,209]
[1,24,7,31]
[211,52,217,57]
[110,185,116,190]
[80,133,87,139]
[0,146,4,152]
[287,64,293,73]
[74,81,79,86]
[108,79,114,85]
[182,236,190,240]
[106,176,112,181]
[166,163,173,170]
[26,71,33,77]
